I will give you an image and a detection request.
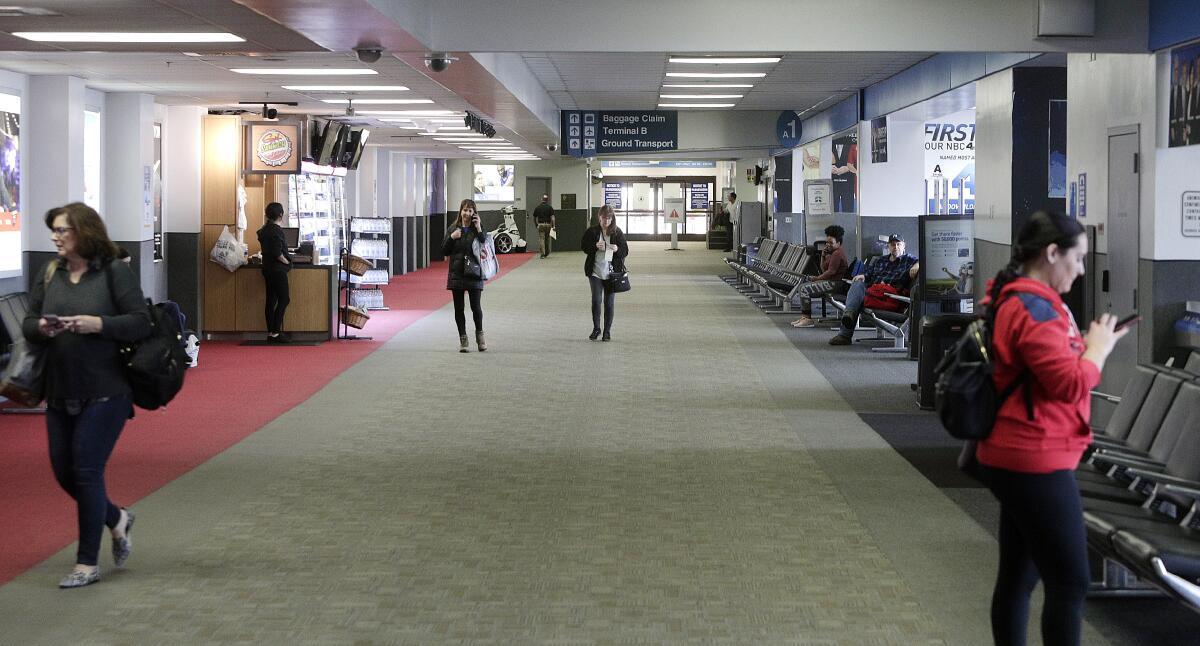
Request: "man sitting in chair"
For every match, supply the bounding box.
[789,224,850,328]
[829,234,918,346]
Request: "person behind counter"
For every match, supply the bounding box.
[256,202,291,343]
[442,198,490,353]
[22,202,151,588]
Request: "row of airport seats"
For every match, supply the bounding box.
[1083,352,1200,609]
[721,238,835,314]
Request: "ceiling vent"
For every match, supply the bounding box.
[0,6,63,17]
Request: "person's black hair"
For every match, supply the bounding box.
[824,224,844,245]
[265,202,285,222]
[729,192,737,200]
[987,210,1085,317]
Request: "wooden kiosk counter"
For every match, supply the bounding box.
[201,115,335,339]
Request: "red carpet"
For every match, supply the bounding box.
[0,253,532,584]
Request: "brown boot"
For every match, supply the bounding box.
[475,331,488,352]
[459,335,470,353]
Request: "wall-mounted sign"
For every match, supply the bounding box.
[603,182,623,209]
[664,197,685,223]
[870,116,888,163]
[1078,172,1087,218]
[245,123,300,174]
[776,110,803,148]
[689,183,710,210]
[560,110,678,157]
[1183,190,1200,237]
[600,160,714,168]
[804,179,833,217]
[924,109,975,215]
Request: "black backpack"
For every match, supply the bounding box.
[106,265,190,410]
[934,295,1033,440]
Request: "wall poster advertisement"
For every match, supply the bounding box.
[924,108,976,215]
[0,93,20,278]
[870,116,888,163]
[245,123,301,174]
[1170,41,1200,148]
[800,142,821,180]
[1048,100,1067,198]
[831,130,858,213]
[603,182,623,209]
[919,214,975,312]
[472,164,514,201]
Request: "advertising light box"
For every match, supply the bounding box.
[0,93,20,279]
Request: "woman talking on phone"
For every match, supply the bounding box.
[580,204,628,341]
[442,198,490,352]
[22,203,151,588]
[976,211,1127,645]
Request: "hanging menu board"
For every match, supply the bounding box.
[560,111,678,157]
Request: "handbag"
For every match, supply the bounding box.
[472,234,499,281]
[606,270,631,293]
[462,253,483,280]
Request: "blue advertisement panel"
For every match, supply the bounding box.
[560,110,678,157]
[603,182,623,209]
[689,183,710,210]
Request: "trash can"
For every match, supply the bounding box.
[916,314,976,410]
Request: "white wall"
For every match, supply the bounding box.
[103,93,155,243]
[163,105,203,234]
[857,117,925,218]
[1066,53,1158,257]
[26,76,86,253]
[975,69,1015,244]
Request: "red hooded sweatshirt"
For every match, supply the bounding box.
[976,277,1101,473]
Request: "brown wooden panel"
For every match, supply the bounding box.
[202,115,240,227]
[201,227,237,332]
[234,266,331,333]
[243,173,266,257]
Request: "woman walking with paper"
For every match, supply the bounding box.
[580,204,628,341]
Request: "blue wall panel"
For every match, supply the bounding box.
[1150,0,1200,50]
[863,52,1039,120]
[797,94,860,146]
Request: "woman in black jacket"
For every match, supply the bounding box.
[256,202,291,342]
[441,198,490,352]
[22,203,151,588]
[580,204,629,341]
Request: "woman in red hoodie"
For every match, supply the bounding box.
[978,211,1126,646]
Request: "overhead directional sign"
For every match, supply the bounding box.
[560,110,678,157]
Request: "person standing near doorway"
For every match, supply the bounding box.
[533,194,556,258]
[723,192,739,253]
[256,202,291,343]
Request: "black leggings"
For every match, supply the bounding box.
[263,270,290,334]
[452,288,483,336]
[589,276,615,333]
[982,466,1089,646]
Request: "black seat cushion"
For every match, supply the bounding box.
[1112,525,1200,583]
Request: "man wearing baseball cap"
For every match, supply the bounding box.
[829,233,918,345]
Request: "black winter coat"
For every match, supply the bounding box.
[580,225,628,278]
[257,221,291,273]
[441,225,489,291]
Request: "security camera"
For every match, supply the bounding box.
[425,53,454,72]
[545,142,558,152]
[355,47,384,64]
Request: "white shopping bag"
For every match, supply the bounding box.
[209,225,247,272]
[473,233,499,281]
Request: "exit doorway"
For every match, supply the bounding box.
[604,177,714,241]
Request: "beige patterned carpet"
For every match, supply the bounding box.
[0,243,1108,645]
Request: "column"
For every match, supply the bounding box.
[164,105,204,327]
[24,75,86,280]
[103,93,159,299]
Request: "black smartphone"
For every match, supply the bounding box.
[1114,314,1141,331]
[43,314,61,327]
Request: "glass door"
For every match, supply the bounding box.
[626,181,657,235]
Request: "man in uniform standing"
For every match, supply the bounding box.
[533,194,556,258]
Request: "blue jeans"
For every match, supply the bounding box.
[46,395,132,566]
[589,276,615,333]
[837,280,868,337]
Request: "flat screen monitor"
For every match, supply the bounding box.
[315,121,343,166]
[282,227,300,249]
[330,125,352,167]
[347,129,370,170]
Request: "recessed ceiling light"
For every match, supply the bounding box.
[283,85,409,91]
[658,103,737,108]
[662,84,754,88]
[15,31,244,43]
[231,68,377,75]
[669,57,780,64]
[659,94,743,99]
[665,72,765,78]
[322,99,433,105]
[360,110,460,116]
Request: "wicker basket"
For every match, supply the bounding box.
[345,254,373,276]
[341,306,371,329]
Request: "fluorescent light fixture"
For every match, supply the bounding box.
[424,132,488,137]
[359,110,460,116]
[282,85,408,91]
[436,126,471,130]
[231,68,377,75]
[665,72,766,78]
[322,99,433,105]
[659,94,743,99]
[669,57,780,64]
[662,84,754,88]
[658,103,737,108]
[15,31,244,43]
